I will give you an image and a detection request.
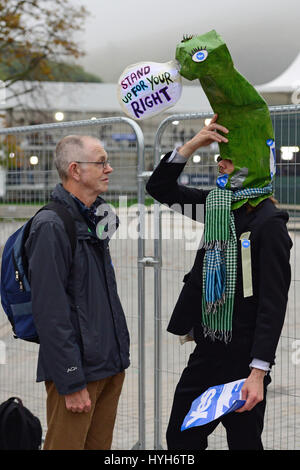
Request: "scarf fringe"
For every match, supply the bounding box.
[203,241,229,251]
[202,324,232,344]
[205,293,226,314]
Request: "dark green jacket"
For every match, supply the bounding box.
[26,184,130,395]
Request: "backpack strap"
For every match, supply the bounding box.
[41,201,77,256]
[21,201,77,279]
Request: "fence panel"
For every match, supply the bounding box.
[1,106,299,450]
[0,117,145,450]
[152,105,300,450]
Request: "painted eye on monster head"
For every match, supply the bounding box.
[191,47,208,63]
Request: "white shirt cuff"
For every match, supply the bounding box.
[166,147,188,163]
[249,358,270,372]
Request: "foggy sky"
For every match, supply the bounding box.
[73,0,300,86]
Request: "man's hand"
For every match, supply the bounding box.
[235,368,266,413]
[178,114,229,158]
[65,387,92,413]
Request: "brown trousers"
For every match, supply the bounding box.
[43,371,125,450]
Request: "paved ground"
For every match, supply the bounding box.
[0,209,299,450]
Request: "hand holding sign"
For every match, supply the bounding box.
[181,378,246,431]
[117,61,182,120]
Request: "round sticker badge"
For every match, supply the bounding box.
[266,138,276,179]
[216,174,229,188]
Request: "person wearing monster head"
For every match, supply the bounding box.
[146,114,292,450]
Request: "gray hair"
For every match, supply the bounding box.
[55,135,86,181]
[55,135,101,181]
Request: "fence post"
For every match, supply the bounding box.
[152,104,300,450]
[0,116,146,450]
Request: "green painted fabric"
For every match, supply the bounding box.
[175,30,276,342]
[176,30,276,207]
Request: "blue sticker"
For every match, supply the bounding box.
[216,174,229,188]
[242,240,250,248]
[197,52,205,61]
[192,49,208,63]
[267,138,276,179]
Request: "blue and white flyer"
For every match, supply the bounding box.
[181,378,246,431]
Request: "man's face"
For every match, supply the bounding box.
[218,158,234,175]
[77,138,113,195]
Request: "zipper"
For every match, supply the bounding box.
[12,251,24,292]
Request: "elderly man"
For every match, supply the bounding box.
[25,135,130,450]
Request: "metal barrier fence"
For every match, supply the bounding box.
[0,117,147,449]
[152,105,300,450]
[0,105,299,450]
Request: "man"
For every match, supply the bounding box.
[25,135,130,450]
[146,115,292,450]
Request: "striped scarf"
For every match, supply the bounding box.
[202,185,273,343]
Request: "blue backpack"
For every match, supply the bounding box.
[0,202,76,343]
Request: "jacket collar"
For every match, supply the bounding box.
[50,183,119,241]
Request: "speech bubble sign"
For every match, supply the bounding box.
[117,60,182,120]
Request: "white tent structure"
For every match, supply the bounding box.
[1,51,299,125]
[256,53,300,105]
[0,81,211,117]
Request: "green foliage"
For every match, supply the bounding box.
[0,55,102,83]
[0,0,100,88]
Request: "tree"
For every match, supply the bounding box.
[0,58,102,83]
[0,0,91,93]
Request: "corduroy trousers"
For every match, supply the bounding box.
[43,371,125,450]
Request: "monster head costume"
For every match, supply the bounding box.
[176,29,276,209]
[175,30,275,341]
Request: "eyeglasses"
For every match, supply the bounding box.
[75,161,111,168]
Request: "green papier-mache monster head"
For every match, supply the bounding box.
[176,30,276,208]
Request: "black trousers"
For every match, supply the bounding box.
[166,344,271,450]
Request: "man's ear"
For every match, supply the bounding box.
[68,162,80,181]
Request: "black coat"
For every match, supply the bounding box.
[25,184,130,395]
[146,153,292,367]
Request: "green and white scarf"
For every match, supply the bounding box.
[202,185,273,343]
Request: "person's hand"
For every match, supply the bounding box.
[65,387,92,413]
[235,368,266,413]
[178,114,229,158]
